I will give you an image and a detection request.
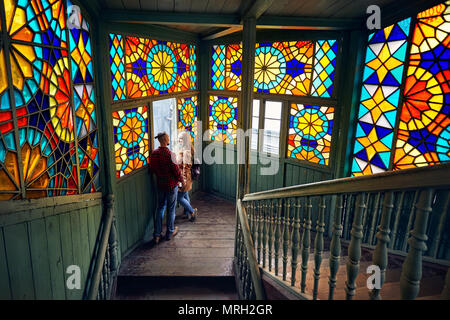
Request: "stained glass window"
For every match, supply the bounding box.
[393,2,450,169]
[209,95,238,144]
[113,106,149,178]
[107,34,196,100]
[287,104,334,165]
[109,33,126,101]
[351,18,411,176]
[351,1,450,176]
[311,40,338,98]
[0,0,100,199]
[254,41,314,95]
[211,44,242,90]
[210,41,338,97]
[177,96,198,142]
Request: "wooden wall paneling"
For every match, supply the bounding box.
[69,211,83,299]
[28,219,52,299]
[0,228,12,299]
[79,208,91,292]
[4,223,35,299]
[59,213,75,300]
[44,215,66,299]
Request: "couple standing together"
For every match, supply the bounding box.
[149,131,198,244]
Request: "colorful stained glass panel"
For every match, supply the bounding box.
[311,40,338,98]
[177,96,198,142]
[123,36,196,99]
[209,96,238,144]
[351,18,411,176]
[254,41,314,95]
[0,0,100,198]
[394,2,450,169]
[113,106,149,178]
[287,104,334,165]
[109,33,127,100]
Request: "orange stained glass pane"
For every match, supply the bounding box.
[0,151,20,193]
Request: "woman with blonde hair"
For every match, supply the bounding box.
[176,131,198,221]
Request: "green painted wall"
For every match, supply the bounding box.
[0,198,102,299]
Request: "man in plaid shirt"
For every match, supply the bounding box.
[149,132,184,243]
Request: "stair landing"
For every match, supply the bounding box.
[118,193,236,278]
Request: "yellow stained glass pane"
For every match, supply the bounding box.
[0,49,8,97]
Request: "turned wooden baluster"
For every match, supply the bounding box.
[290,198,301,286]
[368,193,381,245]
[441,267,450,300]
[390,192,405,250]
[400,189,433,300]
[430,190,449,259]
[257,201,263,264]
[282,198,292,281]
[301,197,312,293]
[268,200,274,271]
[274,199,282,276]
[262,201,268,269]
[402,190,420,252]
[328,195,343,300]
[370,191,394,300]
[343,194,352,239]
[313,196,326,300]
[345,193,367,300]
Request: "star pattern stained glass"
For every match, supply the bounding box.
[109,33,126,101]
[393,2,450,169]
[287,104,334,165]
[311,40,338,98]
[0,0,100,199]
[113,106,149,178]
[209,96,238,144]
[122,36,196,99]
[254,41,314,95]
[177,96,198,142]
[211,44,242,90]
[351,18,411,176]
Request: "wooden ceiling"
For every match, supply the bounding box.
[96,0,439,37]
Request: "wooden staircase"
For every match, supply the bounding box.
[113,193,239,300]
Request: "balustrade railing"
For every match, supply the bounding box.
[237,164,450,300]
[84,194,119,300]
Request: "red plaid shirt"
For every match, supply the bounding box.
[149,146,183,192]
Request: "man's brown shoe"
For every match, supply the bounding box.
[154,236,161,244]
[166,226,179,241]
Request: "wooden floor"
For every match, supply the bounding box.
[119,192,236,277]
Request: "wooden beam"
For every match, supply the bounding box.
[242,0,275,20]
[102,9,361,30]
[257,16,363,30]
[103,10,241,27]
[202,26,242,41]
[236,17,256,200]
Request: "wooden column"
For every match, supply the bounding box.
[236,17,256,200]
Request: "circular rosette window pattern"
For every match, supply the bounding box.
[146,43,178,92]
[48,56,75,143]
[211,98,236,127]
[179,99,196,128]
[254,45,286,91]
[117,111,147,149]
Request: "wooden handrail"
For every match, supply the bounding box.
[236,199,265,300]
[243,163,450,201]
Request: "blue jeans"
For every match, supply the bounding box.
[178,191,194,216]
[154,186,178,237]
